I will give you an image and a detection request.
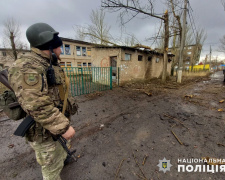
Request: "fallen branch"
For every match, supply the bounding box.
[164,114,189,130]
[217,143,225,147]
[142,155,148,166]
[133,151,147,179]
[115,159,125,180]
[134,172,146,180]
[171,130,183,145]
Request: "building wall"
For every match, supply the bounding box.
[92,47,172,83]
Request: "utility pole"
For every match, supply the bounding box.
[209,45,212,71]
[216,56,218,71]
[177,0,187,83]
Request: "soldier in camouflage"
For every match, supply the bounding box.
[8,23,76,180]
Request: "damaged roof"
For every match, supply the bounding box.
[93,45,175,57]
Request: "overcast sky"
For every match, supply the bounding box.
[0,0,224,62]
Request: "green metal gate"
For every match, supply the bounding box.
[63,67,112,96]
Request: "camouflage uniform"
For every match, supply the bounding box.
[8,48,75,180]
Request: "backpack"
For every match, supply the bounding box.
[0,69,27,120]
[0,90,26,120]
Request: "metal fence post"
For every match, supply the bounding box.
[110,66,112,90]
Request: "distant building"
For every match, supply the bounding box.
[0,48,30,69]
[60,37,93,68]
[168,44,202,70]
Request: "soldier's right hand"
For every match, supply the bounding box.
[62,126,75,140]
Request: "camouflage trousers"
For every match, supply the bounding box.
[29,136,67,180]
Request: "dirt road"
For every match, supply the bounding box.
[0,71,225,180]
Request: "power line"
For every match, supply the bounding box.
[187,1,197,41]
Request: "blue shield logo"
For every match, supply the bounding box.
[162,162,167,169]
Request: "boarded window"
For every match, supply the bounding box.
[125,53,131,60]
[138,55,143,61]
[60,45,64,54]
[87,47,91,57]
[148,56,152,61]
[59,62,65,67]
[76,46,81,56]
[65,44,71,55]
[156,58,159,63]
[82,47,87,56]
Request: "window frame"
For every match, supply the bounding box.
[65,44,71,55]
[138,55,143,61]
[125,53,131,61]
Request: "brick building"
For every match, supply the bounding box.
[92,46,173,83]
[60,37,92,68]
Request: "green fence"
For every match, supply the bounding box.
[63,67,112,96]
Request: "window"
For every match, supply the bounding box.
[187,52,191,55]
[88,62,92,67]
[2,52,6,56]
[185,61,190,65]
[188,46,192,50]
[77,62,82,67]
[138,55,143,61]
[59,62,65,67]
[82,47,86,56]
[67,62,72,67]
[83,62,87,67]
[76,46,81,56]
[125,53,131,60]
[87,47,91,57]
[156,58,159,63]
[65,44,71,55]
[148,56,152,61]
[60,45,64,54]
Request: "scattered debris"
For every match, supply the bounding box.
[217,143,225,147]
[85,91,103,100]
[132,151,147,180]
[102,162,106,167]
[8,144,14,148]
[171,130,183,145]
[144,91,152,96]
[219,100,224,103]
[218,109,223,112]
[100,124,104,128]
[115,159,125,180]
[184,95,193,98]
[142,155,148,166]
[164,114,189,130]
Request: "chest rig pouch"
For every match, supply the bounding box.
[46,52,57,86]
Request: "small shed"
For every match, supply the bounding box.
[91,45,173,84]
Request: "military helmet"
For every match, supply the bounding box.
[26,23,59,48]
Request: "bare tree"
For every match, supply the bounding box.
[102,0,170,82]
[75,9,116,45]
[221,0,225,10]
[124,33,139,46]
[190,28,207,70]
[219,35,225,53]
[2,17,27,60]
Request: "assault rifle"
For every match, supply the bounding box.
[0,69,77,161]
